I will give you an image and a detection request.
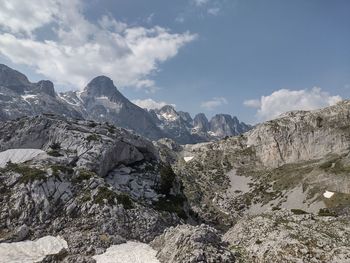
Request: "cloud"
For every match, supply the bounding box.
[207,7,220,16]
[132,98,175,110]
[201,97,228,110]
[244,87,342,121]
[0,0,197,91]
[193,0,210,6]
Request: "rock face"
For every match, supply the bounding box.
[193,113,210,132]
[151,224,235,263]
[224,210,350,263]
[210,114,251,138]
[246,102,350,167]
[75,76,165,140]
[0,115,189,261]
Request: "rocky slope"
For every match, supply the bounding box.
[151,224,235,262]
[0,115,190,262]
[175,101,350,227]
[0,64,251,144]
[224,209,350,263]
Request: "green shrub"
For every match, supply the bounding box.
[51,165,74,177]
[49,142,61,150]
[318,208,337,217]
[291,209,308,215]
[116,193,134,209]
[154,195,187,219]
[47,150,63,157]
[72,169,95,183]
[86,133,100,142]
[158,165,176,195]
[94,187,133,209]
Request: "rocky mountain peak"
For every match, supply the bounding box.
[193,113,210,132]
[84,75,121,99]
[0,64,30,93]
[178,111,193,124]
[34,80,56,97]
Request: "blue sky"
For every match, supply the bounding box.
[0,0,349,123]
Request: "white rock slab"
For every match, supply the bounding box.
[0,149,47,168]
[93,241,160,263]
[323,190,335,198]
[0,236,68,263]
[184,156,194,162]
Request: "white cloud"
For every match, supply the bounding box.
[193,0,210,7]
[0,0,59,35]
[201,97,228,110]
[132,98,175,110]
[244,87,342,121]
[243,99,261,108]
[207,7,220,16]
[0,0,197,91]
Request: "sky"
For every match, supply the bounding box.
[0,0,349,124]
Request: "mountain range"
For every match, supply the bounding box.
[1,62,350,263]
[0,64,251,144]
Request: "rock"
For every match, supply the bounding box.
[151,224,235,263]
[223,209,350,263]
[13,224,29,241]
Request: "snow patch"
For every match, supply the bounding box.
[0,149,47,168]
[323,190,334,198]
[184,156,194,162]
[157,112,178,122]
[0,236,67,263]
[93,241,160,263]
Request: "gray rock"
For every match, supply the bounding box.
[151,224,235,263]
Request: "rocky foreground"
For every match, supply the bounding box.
[0,101,350,262]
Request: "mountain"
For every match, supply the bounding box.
[0,64,251,144]
[0,98,350,262]
[149,106,252,144]
[0,64,82,121]
[59,76,165,140]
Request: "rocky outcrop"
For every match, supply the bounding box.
[0,115,188,260]
[246,101,350,167]
[0,115,157,177]
[224,209,350,263]
[151,224,235,263]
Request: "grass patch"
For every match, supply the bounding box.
[72,169,95,183]
[2,162,46,184]
[94,187,133,209]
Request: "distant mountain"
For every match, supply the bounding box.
[0,64,82,120]
[0,64,251,143]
